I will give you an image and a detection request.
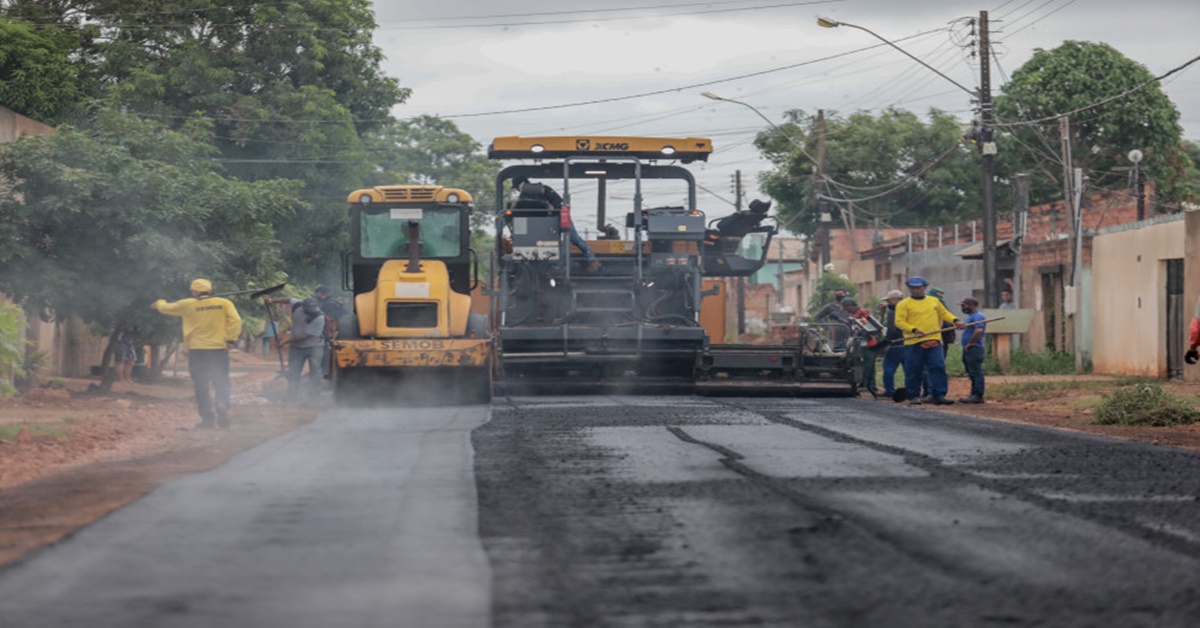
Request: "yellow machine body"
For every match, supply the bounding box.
[333,259,488,369]
[332,185,492,403]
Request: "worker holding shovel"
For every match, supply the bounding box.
[151,278,243,429]
[894,276,965,406]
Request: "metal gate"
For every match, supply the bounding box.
[1166,259,1184,379]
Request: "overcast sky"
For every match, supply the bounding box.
[369,0,1200,233]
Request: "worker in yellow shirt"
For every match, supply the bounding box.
[893,276,965,406]
[151,278,243,429]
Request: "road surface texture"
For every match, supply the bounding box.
[0,406,492,628]
[476,395,1200,627]
[1,395,1197,627]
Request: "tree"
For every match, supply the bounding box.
[0,108,301,386]
[994,41,1185,206]
[755,108,982,236]
[0,17,84,124]
[1176,139,1200,206]
[373,115,502,230]
[1,0,411,281]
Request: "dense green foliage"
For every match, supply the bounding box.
[0,302,27,396]
[373,115,502,231]
[1092,383,1200,427]
[756,108,982,236]
[0,17,84,124]
[0,0,498,284]
[995,41,1187,206]
[0,108,300,353]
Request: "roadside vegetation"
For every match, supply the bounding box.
[1092,383,1200,427]
[986,379,1111,402]
[0,424,66,442]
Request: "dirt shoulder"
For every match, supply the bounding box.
[907,375,1200,452]
[0,353,319,568]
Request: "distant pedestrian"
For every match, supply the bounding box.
[894,276,965,406]
[113,329,136,384]
[958,297,987,403]
[880,290,907,399]
[998,288,1017,310]
[152,278,242,429]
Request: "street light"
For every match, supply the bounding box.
[816,18,977,98]
[700,89,820,206]
[817,14,998,307]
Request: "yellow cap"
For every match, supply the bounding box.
[190,278,212,293]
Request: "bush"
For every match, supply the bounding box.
[0,303,29,396]
[1092,383,1200,427]
[988,379,1108,402]
[1005,349,1077,375]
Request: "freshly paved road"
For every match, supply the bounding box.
[0,406,492,628]
[476,395,1200,627]
[2,395,1198,627]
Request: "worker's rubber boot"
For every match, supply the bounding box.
[585,260,602,273]
[216,406,231,428]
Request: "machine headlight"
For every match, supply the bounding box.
[531,144,545,153]
[359,193,372,205]
[661,145,676,155]
[447,193,460,203]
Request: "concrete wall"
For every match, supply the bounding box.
[0,107,54,142]
[1186,210,1200,382]
[0,106,107,380]
[1091,214,1185,376]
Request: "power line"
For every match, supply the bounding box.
[25,0,847,32]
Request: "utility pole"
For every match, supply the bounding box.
[735,170,746,335]
[1136,166,1147,221]
[978,10,997,308]
[816,109,830,269]
[733,170,744,211]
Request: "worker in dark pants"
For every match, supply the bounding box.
[880,290,907,399]
[152,278,243,429]
[841,297,881,397]
[958,297,987,403]
[894,276,965,406]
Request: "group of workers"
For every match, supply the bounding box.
[151,280,342,429]
[820,276,988,405]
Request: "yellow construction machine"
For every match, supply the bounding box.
[331,185,492,404]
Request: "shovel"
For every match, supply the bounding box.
[199,283,287,300]
[263,299,288,380]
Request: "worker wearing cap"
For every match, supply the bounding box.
[958,297,987,403]
[880,289,907,399]
[152,278,243,428]
[894,276,965,406]
[841,297,882,397]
